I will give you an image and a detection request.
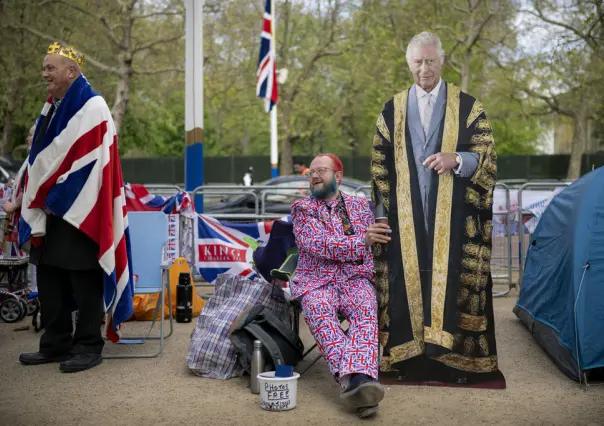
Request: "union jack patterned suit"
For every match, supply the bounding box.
[291,192,379,380]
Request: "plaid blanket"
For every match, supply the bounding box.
[186,274,291,380]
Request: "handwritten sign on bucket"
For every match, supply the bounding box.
[262,383,291,410]
[258,372,300,411]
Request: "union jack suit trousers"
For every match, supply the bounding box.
[301,277,379,380]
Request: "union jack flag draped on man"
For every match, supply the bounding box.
[19,75,133,343]
[256,0,279,112]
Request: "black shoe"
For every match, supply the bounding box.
[19,352,71,365]
[59,353,102,373]
[357,404,379,418]
[340,374,385,408]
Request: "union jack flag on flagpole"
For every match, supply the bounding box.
[256,0,279,112]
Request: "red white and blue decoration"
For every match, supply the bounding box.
[124,183,193,214]
[256,0,279,112]
[195,215,275,283]
[19,75,133,343]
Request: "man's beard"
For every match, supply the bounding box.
[310,176,338,199]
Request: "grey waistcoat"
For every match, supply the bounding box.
[407,84,447,231]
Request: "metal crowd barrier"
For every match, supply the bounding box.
[190,185,308,220]
[355,184,513,297]
[516,182,570,288]
[355,186,372,197]
[144,184,183,196]
[142,181,567,295]
[492,183,513,297]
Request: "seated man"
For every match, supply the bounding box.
[291,153,390,418]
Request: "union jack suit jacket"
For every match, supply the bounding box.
[291,191,374,298]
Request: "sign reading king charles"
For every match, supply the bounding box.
[195,215,274,283]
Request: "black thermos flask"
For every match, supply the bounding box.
[176,272,193,323]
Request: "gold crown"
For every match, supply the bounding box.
[47,41,85,70]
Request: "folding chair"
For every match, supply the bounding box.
[103,211,174,359]
[269,252,337,375]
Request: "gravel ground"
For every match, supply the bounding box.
[1,293,603,426]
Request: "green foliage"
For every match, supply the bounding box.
[1,0,601,164]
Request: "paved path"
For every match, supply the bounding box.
[1,295,603,425]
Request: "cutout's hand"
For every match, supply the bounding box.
[423,152,458,175]
[365,223,392,246]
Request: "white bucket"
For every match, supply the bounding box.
[257,371,300,411]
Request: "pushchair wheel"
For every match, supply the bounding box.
[1,299,25,323]
[19,299,28,320]
[27,298,40,316]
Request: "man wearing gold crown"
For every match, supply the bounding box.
[18,42,134,373]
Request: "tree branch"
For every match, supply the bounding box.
[133,11,182,20]
[434,25,464,44]
[452,3,468,14]
[39,0,102,22]
[4,24,119,74]
[134,66,184,75]
[99,16,125,49]
[518,86,573,117]
[447,59,462,75]
[466,12,495,50]
[132,34,184,54]
[522,3,598,50]
[585,10,604,44]
[38,0,125,49]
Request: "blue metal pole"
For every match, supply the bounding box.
[185,134,204,212]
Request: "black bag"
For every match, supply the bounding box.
[230,304,304,372]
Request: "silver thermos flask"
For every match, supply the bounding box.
[250,340,265,394]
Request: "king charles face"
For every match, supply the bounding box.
[408,43,443,92]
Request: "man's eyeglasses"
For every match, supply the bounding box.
[307,167,334,177]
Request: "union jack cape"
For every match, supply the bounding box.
[19,75,134,343]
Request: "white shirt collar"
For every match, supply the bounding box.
[415,78,442,99]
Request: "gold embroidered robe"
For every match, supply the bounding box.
[371,82,501,375]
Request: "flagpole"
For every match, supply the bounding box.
[270,108,278,178]
[270,0,279,178]
[185,0,204,212]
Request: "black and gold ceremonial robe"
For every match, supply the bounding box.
[371,82,502,379]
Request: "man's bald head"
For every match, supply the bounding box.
[42,53,82,99]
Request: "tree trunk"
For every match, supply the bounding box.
[1,110,14,155]
[460,50,471,93]
[111,69,131,134]
[567,112,588,181]
[0,80,21,154]
[280,135,293,176]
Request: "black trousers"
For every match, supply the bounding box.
[37,265,105,355]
